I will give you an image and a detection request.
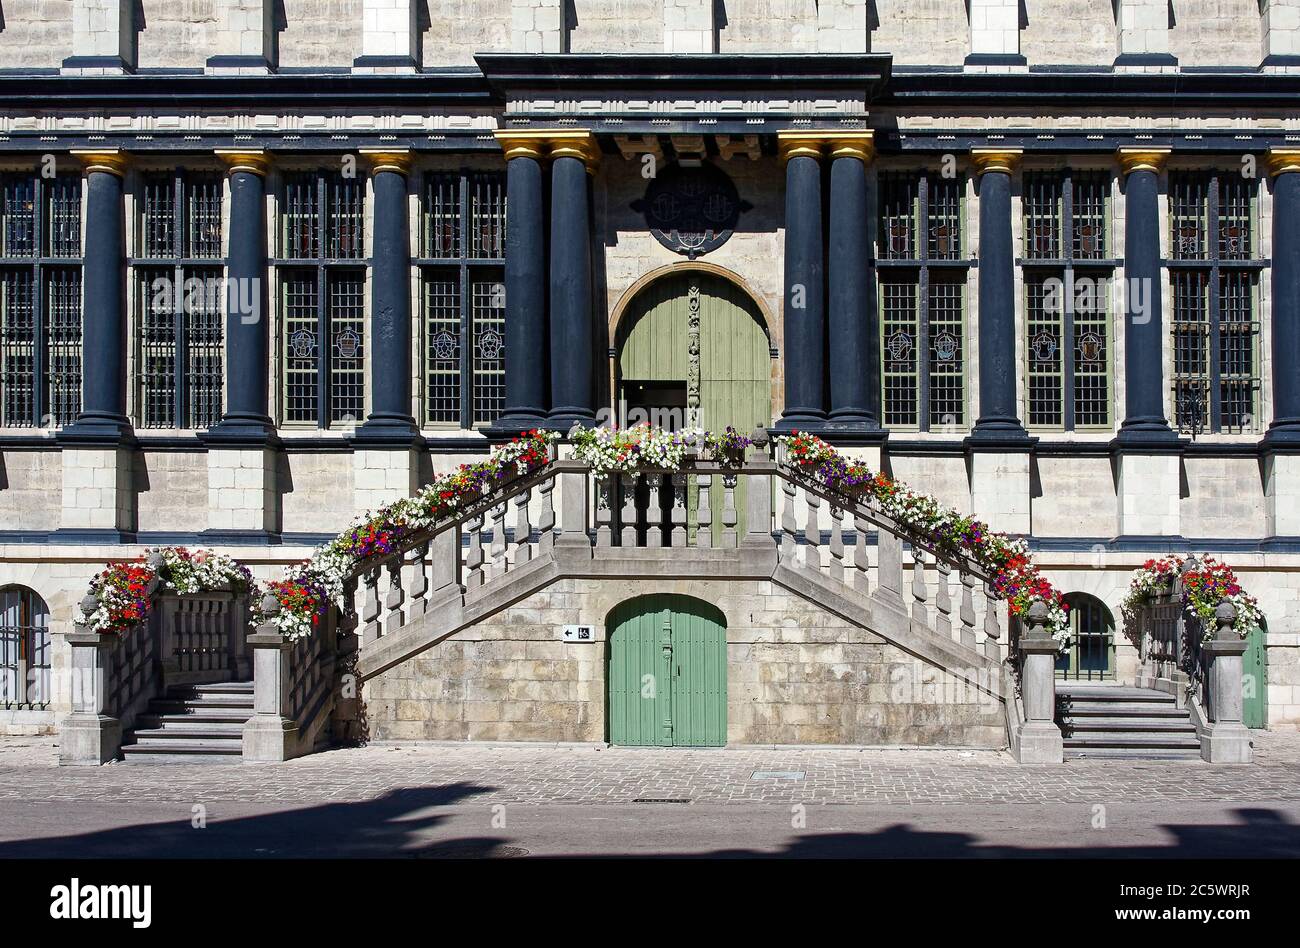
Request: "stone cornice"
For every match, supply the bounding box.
[1117,146,1172,175]
[214,147,270,176]
[69,147,127,176]
[969,147,1023,176]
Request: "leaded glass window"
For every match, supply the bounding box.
[132,170,225,429]
[1168,171,1262,435]
[1020,170,1114,430]
[0,586,51,709]
[419,171,506,428]
[876,170,969,430]
[276,170,368,428]
[0,172,83,428]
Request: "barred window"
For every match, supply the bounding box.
[1021,170,1113,430]
[0,586,51,709]
[1168,171,1262,435]
[876,171,969,430]
[276,170,367,428]
[0,173,83,428]
[419,171,506,428]
[133,171,225,429]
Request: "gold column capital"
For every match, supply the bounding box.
[777,131,828,164]
[494,129,601,171]
[1117,146,1172,175]
[358,146,413,175]
[827,132,875,163]
[1266,148,1300,177]
[970,148,1023,176]
[69,148,128,176]
[214,148,270,176]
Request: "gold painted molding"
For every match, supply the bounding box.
[970,148,1023,176]
[214,148,270,176]
[69,148,128,176]
[777,131,875,164]
[493,129,601,170]
[1267,148,1300,177]
[1116,146,1172,175]
[359,146,413,175]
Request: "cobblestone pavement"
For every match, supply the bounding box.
[2,727,1299,806]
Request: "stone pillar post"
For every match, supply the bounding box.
[1262,0,1300,72]
[1114,148,1182,539]
[354,0,419,72]
[556,432,592,553]
[663,0,717,53]
[826,134,881,436]
[511,0,567,53]
[1015,600,1064,764]
[204,150,278,541]
[58,598,122,766]
[547,131,599,431]
[1114,0,1178,71]
[1264,150,1300,538]
[816,0,868,53]
[243,595,298,762]
[63,0,136,74]
[493,133,550,432]
[742,428,776,549]
[774,132,827,432]
[1199,602,1253,763]
[965,0,1027,71]
[206,0,275,74]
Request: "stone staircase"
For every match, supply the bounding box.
[1056,684,1201,759]
[120,681,253,763]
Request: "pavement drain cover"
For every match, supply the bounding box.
[632,798,691,804]
[752,771,806,780]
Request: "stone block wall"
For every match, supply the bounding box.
[1169,0,1265,67]
[423,0,512,66]
[0,0,77,68]
[568,0,662,53]
[1021,0,1116,64]
[363,577,1009,746]
[277,0,362,67]
[717,0,818,52]
[511,0,565,52]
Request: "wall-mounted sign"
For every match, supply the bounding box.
[562,624,595,643]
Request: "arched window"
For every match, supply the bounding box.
[1056,592,1115,682]
[0,586,51,708]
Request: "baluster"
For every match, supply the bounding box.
[429,528,460,599]
[384,558,405,636]
[670,473,687,548]
[780,478,798,561]
[852,514,871,594]
[644,473,664,546]
[514,487,533,566]
[959,570,978,649]
[911,548,930,623]
[594,475,613,547]
[465,514,486,589]
[695,472,713,549]
[721,474,739,548]
[802,489,821,569]
[983,585,1003,660]
[935,561,953,641]
[877,529,904,606]
[620,474,639,546]
[537,475,556,555]
[360,568,381,646]
[489,501,508,578]
[743,432,775,549]
[340,576,360,635]
[407,541,429,618]
[828,506,845,583]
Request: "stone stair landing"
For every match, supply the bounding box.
[1056,684,1201,759]
[121,681,253,763]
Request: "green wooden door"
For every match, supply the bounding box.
[607,595,728,747]
[618,273,771,541]
[1243,621,1267,728]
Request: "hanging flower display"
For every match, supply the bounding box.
[80,547,253,636]
[1120,554,1261,645]
[572,424,705,475]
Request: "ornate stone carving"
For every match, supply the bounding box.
[632,162,751,259]
[687,282,702,427]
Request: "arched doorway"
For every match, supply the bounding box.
[606,594,727,747]
[0,586,51,707]
[1055,593,1116,682]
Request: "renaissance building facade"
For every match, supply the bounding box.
[0,0,1298,754]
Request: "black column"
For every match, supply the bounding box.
[357,152,419,443]
[495,142,548,432]
[775,141,826,431]
[548,146,596,429]
[970,150,1029,442]
[61,154,130,442]
[1266,151,1300,447]
[1117,148,1177,444]
[826,141,879,433]
[209,152,273,442]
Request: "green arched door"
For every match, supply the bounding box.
[617,273,771,541]
[607,594,728,747]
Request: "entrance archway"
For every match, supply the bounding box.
[606,594,727,747]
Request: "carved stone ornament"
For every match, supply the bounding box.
[632,162,752,259]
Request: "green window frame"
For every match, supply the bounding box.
[418,170,506,429]
[0,171,83,429]
[877,170,970,431]
[1168,171,1263,435]
[274,170,367,429]
[131,169,225,430]
[1020,169,1114,431]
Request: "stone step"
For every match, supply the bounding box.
[147,697,255,713]
[1062,719,1199,733]
[1064,747,1203,760]
[130,722,246,739]
[165,681,254,698]
[1062,703,1189,717]
[1058,688,1176,704]
[1063,734,1202,750]
[120,740,243,762]
[136,709,253,727]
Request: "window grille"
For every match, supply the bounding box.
[0,586,51,709]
